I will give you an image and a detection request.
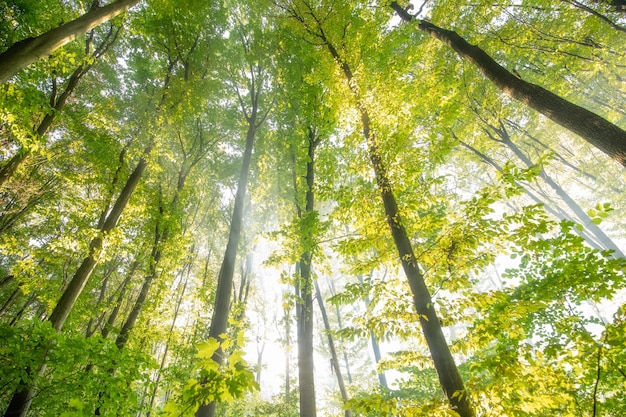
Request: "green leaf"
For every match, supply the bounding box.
[196,338,220,359]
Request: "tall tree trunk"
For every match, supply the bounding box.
[0,0,138,84]
[2,155,147,417]
[97,155,195,414]
[0,275,14,288]
[85,263,115,337]
[48,155,148,331]
[295,127,319,417]
[0,286,20,317]
[232,250,254,326]
[112,172,186,351]
[114,216,164,350]
[363,121,473,416]
[314,280,351,417]
[255,339,265,385]
[390,2,626,168]
[0,275,18,317]
[369,330,387,388]
[195,114,259,417]
[296,10,475,415]
[8,293,37,326]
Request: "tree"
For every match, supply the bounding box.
[195,13,272,414]
[293,126,320,417]
[278,1,474,415]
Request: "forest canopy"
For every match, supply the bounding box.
[0,1,625,416]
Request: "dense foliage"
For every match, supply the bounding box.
[1,0,625,416]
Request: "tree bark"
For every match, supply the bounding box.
[0,0,138,84]
[390,2,626,168]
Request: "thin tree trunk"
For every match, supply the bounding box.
[101,260,138,339]
[355,274,388,388]
[562,0,626,33]
[97,155,196,414]
[2,155,147,417]
[390,2,626,168]
[195,110,260,417]
[113,176,183,351]
[283,288,292,404]
[85,260,139,376]
[369,330,387,388]
[314,280,351,417]
[0,174,58,236]
[232,250,254,325]
[0,274,14,288]
[255,339,265,385]
[85,264,113,337]
[114,221,163,350]
[361,97,474,417]
[0,0,138,84]
[146,264,191,417]
[504,118,622,194]
[8,293,37,326]
[0,286,20,317]
[327,278,352,384]
[0,275,18,317]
